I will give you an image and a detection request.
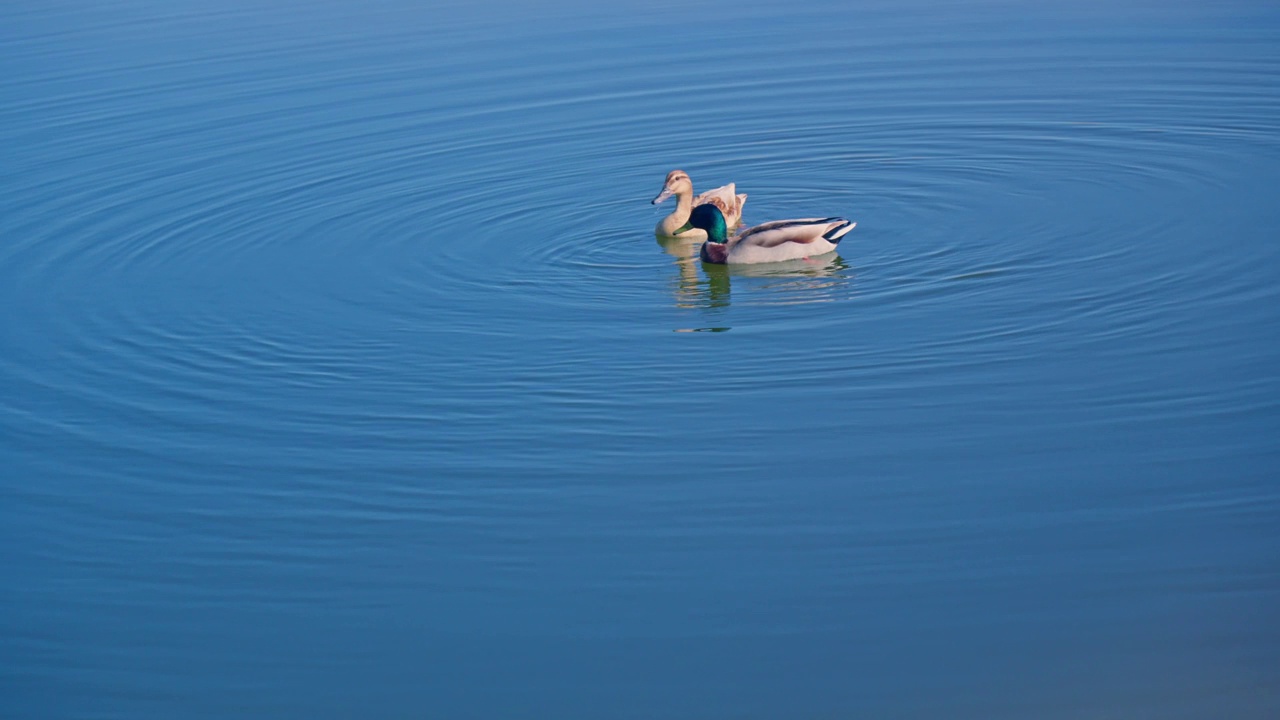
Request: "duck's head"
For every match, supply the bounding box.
[677,203,729,243]
[651,169,693,205]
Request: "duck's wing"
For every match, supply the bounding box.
[694,183,735,206]
[732,217,856,249]
[693,183,741,220]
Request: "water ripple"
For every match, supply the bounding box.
[3,4,1280,714]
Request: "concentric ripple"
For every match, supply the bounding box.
[3,1,1280,718]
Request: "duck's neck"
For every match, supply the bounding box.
[659,189,695,235]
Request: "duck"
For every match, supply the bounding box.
[652,169,747,239]
[679,204,855,265]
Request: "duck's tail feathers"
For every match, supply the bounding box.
[735,193,748,217]
[823,219,856,244]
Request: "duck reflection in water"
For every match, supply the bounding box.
[656,234,850,311]
[657,233,730,309]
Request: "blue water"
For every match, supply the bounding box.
[3,1,1279,717]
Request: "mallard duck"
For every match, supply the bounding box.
[652,169,747,239]
[680,204,855,265]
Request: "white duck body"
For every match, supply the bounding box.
[652,169,748,239]
[700,216,856,265]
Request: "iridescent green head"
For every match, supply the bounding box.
[677,204,729,243]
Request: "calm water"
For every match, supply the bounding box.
[3,0,1279,717]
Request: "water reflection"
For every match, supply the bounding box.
[657,234,731,310]
[659,234,854,323]
[724,252,849,280]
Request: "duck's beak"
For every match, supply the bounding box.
[652,186,675,205]
[672,220,693,235]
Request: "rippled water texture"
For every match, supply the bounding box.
[3,1,1279,717]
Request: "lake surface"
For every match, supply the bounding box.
[3,1,1279,717]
